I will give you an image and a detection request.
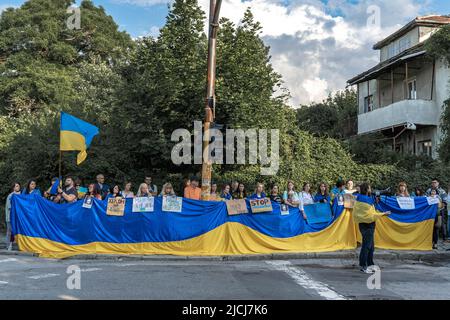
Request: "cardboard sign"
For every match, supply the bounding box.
[82,196,93,209]
[132,196,155,213]
[106,197,125,216]
[343,194,356,209]
[397,197,415,210]
[162,196,183,213]
[249,198,273,213]
[280,204,289,216]
[304,203,332,224]
[226,199,249,215]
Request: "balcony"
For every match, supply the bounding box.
[358,99,439,134]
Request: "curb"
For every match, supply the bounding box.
[2,249,450,262]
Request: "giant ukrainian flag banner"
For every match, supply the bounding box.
[10,194,437,259]
[60,112,99,165]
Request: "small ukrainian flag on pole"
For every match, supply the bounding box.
[60,112,99,165]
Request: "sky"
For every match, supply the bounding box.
[1,0,450,107]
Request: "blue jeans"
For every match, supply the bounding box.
[359,222,375,268]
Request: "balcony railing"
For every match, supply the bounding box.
[358,99,439,134]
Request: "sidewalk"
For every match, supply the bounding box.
[1,238,450,262]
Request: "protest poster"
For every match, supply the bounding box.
[343,194,356,209]
[304,203,332,224]
[106,197,125,216]
[226,199,249,215]
[280,204,289,216]
[82,196,93,209]
[337,194,344,206]
[397,197,415,210]
[249,198,273,213]
[162,196,183,213]
[427,196,440,206]
[132,196,155,213]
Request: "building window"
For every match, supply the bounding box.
[407,79,417,100]
[399,37,411,53]
[418,140,432,157]
[364,95,374,113]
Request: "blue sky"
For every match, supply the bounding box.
[1,0,449,105]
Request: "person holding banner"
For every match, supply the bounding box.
[5,182,21,251]
[22,179,41,196]
[106,185,122,200]
[314,183,330,203]
[122,182,135,198]
[95,174,109,200]
[249,183,266,199]
[396,182,410,197]
[353,183,391,273]
[283,181,300,207]
[345,179,357,194]
[232,183,247,200]
[57,177,78,204]
[160,183,176,196]
[184,176,201,200]
[144,176,158,196]
[137,183,152,197]
[85,183,102,200]
[220,184,233,200]
[270,184,282,204]
[299,183,314,220]
[209,182,219,200]
[43,177,59,202]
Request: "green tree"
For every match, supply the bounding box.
[296,89,357,139]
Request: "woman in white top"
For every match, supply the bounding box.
[122,182,135,198]
[299,182,314,220]
[344,179,357,194]
[283,180,300,207]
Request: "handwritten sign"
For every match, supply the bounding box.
[249,198,273,213]
[106,197,125,216]
[132,196,154,213]
[397,197,415,210]
[337,194,344,206]
[427,196,440,206]
[343,194,356,209]
[82,196,93,209]
[162,196,183,213]
[304,203,332,224]
[226,199,249,215]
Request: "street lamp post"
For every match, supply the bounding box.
[201,0,222,200]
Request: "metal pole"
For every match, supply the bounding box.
[201,0,222,200]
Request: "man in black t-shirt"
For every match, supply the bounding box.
[57,176,78,204]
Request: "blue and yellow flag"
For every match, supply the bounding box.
[60,112,99,165]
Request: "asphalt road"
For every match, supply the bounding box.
[1,254,450,300]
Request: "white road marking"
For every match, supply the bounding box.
[58,295,80,300]
[0,258,18,263]
[80,268,102,272]
[28,273,60,280]
[0,281,8,284]
[266,260,347,300]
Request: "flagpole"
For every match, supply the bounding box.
[59,112,62,186]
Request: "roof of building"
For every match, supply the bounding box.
[373,15,450,50]
[347,43,427,85]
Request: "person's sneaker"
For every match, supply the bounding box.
[433,244,438,250]
[360,267,374,274]
[7,243,13,251]
[367,265,380,272]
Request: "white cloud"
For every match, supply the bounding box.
[111,0,171,6]
[0,4,17,13]
[196,0,429,106]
